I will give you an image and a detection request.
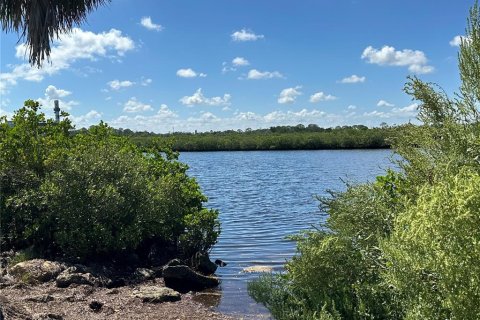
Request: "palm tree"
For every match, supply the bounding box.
[0,0,109,67]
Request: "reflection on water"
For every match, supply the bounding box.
[181,150,392,318]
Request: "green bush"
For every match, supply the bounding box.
[249,182,404,320]
[383,168,480,320]
[0,101,219,262]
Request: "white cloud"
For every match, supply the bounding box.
[449,35,470,47]
[278,86,302,104]
[363,103,418,119]
[45,85,71,99]
[361,45,434,74]
[1,28,135,93]
[377,100,395,107]
[231,29,264,41]
[393,103,418,114]
[141,78,153,86]
[347,105,357,110]
[340,74,366,84]
[108,79,135,90]
[123,97,153,113]
[157,104,178,118]
[310,91,337,103]
[176,68,207,78]
[263,109,326,123]
[232,57,250,66]
[106,103,422,133]
[246,69,284,80]
[37,85,78,111]
[70,110,102,127]
[179,88,231,107]
[140,17,163,31]
[112,105,178,132]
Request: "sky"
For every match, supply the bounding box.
[0,0,473,133]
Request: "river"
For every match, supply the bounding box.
[180,150,393,318]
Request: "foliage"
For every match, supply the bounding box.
[111,124,393,152]
[249,183,404,320]
[383,168,480,320]
[0,101,219,262]
[249,2,480,319]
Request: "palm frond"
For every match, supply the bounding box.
[0,0,109,67]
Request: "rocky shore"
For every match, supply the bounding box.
[0,253,234,320]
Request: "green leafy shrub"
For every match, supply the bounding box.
[249,183,404,320]
[0,102,219,262]
[383,168,480,320]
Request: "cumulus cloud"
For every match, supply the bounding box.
[363,103,418,119]
[361,45,434,74]
[176,68,207,78]
[179,88,231,107]
[231,29,264,41]
[246,69,284,80]
[278,86,302,104]
[110,107,335,133]
[340,74,366,83]
[157,104,178,118]
[232,57,250,66]
[108,79,135,90]
[37,85,78,111]
[309,91,337,103]
[222,58,250,74]
[140,17,163,31]
[70,110,102,127]
[123,97,153,113]
[377,100,395,107]
[0,28,135,93]
[347,105,357,110]
[45,85,71,99]
[449,35,470,47]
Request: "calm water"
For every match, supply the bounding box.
[180,150,393,318]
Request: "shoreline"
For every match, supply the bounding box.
[0,279,235,320]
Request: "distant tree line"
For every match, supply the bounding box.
[82,124,396,151]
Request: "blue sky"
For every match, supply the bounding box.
[0,0,472,132]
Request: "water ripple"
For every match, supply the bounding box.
[181,150,392,317]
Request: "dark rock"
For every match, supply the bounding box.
[133,287,181,303]
[9,259,63,284]
[25,295,54,303]
[56,268,98,288]
[214,259,227,267]
[163,265,220,293]
[133,268,155,282]
[194,253,217,275]
[89,300,103,312]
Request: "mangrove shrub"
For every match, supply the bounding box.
[0,101,220,262]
